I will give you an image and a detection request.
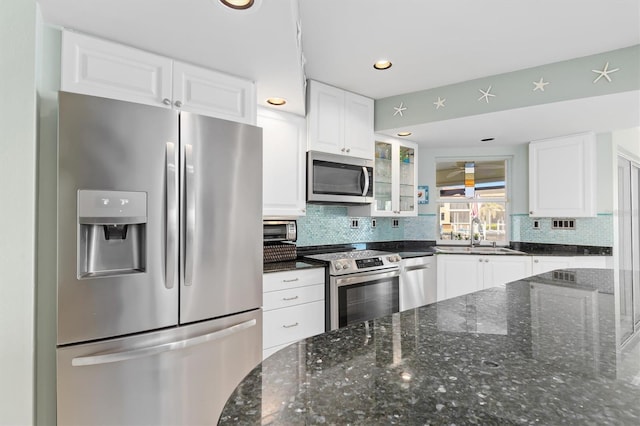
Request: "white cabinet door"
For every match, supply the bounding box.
[62,31,256,124]
[531,256,575,274]
[307,80,374,159]
[344,91,374,159]
[483,256,532,289]
[436,255,483,301]
[529,132,597,217]
[61,30,172,108]
[262,268,325,359]
[307,80,344,155]
[173,61,256,125]
[571,256,612,269]
[258,108,306,217]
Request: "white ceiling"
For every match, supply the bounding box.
[38,0,640,147]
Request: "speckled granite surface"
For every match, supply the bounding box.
[220,269,639,425]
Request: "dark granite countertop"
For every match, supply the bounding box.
[220,268,639,425]
[297,241,611,258]
[263,260,325,273]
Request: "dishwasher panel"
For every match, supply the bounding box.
[400,256,436,311]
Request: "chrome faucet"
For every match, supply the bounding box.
[470,216,482,247]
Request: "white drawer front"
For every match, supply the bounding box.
[264,284,324,312]
[263,300,324,350]
[263,268,324,292]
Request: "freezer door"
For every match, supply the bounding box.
[180,112,263,324]
[57,309,262,425]
[57,92,180,345]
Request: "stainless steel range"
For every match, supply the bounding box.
[304,250,402,330]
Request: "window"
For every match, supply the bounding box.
[436,158,509,244]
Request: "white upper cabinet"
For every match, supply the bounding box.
[307,80,374,159]
[61,31,172,107]
[258,107,307,218]
[529,132,597,217]
[350,137,418,217]
[61,30,256,124]
[172,61,255,124]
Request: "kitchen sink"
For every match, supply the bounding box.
[434,246,526,255]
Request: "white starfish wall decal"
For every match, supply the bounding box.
[393,102,407,116]
[433,97,446,109]
[592,62,620,83]
[533,78,549,91]
[478,86,496,103]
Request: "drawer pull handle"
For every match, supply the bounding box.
[282,322,299,329]
[282,278,299,283]
[282,295,299,301]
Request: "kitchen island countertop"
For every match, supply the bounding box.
[220,268,639,425]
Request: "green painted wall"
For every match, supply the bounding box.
[376,45,640,131]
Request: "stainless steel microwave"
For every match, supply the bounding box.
[307,151,374,204]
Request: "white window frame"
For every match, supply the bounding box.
[435,155,512,246]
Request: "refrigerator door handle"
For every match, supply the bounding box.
[184,143,195,286]
[165,142,178,289]
[71,318,257,367]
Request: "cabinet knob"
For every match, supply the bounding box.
[301,208,306,213]
[529,211,534,215]
[479,259,483,262]
[174,100,183,108]
[346,148,351,153]
[162,98,171,106]
[341,147,346,152]
[534,259,539,263]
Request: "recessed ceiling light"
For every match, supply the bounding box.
[397,131,412,137]
[373,60,392,70]
[480,137,495,142]
[220,0,254,9]
[266,97,286,106]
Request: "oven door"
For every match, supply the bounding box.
[330,269,400,330]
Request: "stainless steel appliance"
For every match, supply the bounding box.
[307,151,374,204]
[304,250,401,330]
[400,255,437,311]
[263,220,297,263]
[56,92,263,425]
[263,219,297,243]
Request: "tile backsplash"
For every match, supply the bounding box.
[511,214,613,246]
[296,205,613,247]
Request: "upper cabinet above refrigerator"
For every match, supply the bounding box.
[61,30,257,125]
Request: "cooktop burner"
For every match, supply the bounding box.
[304,250,401,276]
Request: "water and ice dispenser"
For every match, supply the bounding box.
[77,190,147,278]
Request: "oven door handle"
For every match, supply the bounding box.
[334,268,400,287]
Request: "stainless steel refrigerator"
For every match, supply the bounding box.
[56,92,263,425]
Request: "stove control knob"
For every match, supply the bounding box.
[388,255,401,262]
[334,263,343,270]
[342,263,350,270]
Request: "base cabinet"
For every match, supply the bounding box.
[437,255,532,301]
[532,256,612,275]
[262,268,325,359]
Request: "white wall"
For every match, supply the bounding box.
[0,0,37,425]
[613,127,640,158]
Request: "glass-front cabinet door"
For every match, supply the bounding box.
[374,141,393,213]
[398,144,415,213]
[352,138,417,217]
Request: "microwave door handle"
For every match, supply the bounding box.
[184,143,195,286]
[361,167,370,196]
[165,142,178,289]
